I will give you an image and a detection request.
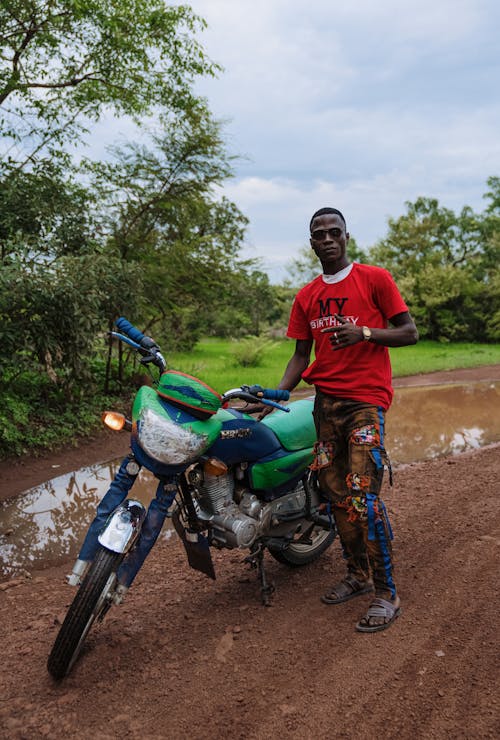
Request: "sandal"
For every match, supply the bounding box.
[321,575,374,605]
[355,596,402,632]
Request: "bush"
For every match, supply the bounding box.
[230,336,277,368]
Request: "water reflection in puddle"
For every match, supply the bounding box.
[0,463,173,579]
[1,381,498,579]
[388,381,499,464]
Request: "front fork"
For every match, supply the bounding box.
[68,454,177,591]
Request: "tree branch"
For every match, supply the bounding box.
[28,72,100,89]
[0,8,75,105]
[12,104,89,171]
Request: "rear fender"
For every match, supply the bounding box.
[98,499,147,554]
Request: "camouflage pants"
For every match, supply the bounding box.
[312,390,396,599]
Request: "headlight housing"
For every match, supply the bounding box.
[137,408,209,465]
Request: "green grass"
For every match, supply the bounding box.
[168,337,294,393]
[168,338,500,393]
[390,341,500,377]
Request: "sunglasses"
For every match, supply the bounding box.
[310,227,343,241]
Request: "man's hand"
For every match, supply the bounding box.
[238,403,275,421]
[321,313,363,350]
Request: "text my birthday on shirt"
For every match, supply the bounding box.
[311,297,359,331]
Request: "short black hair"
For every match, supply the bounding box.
[309,207,346,231]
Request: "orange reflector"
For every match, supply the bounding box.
[203,458,228,476]
[101,411,128,431]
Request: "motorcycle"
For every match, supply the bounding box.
[47,317,336,679]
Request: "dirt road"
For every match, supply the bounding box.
[1,367,499,739]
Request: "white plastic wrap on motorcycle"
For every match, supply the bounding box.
[137,408,208,464]
[98,499,147,554]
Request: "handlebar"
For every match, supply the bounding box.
[222,386,290,412]
[115,317,146,345]
[113,317,166,371]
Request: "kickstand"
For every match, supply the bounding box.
[244,545,275,607]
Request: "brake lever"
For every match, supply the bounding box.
[139,351,166,371]
[260,398,290,412]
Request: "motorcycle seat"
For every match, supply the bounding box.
[261,398,316,451]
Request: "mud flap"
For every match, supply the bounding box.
[172,510,216,580]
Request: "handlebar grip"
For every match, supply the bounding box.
[262,388,290,402]
[115,317,145,345]
[245,385,290,402]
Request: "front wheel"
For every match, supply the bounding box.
[268,523,336,567]
[47,548,123,680]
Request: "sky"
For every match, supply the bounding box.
[102,0,500,282]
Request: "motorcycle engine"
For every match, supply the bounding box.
[193,469,309,550]
[197,472,260,549]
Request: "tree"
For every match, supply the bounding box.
[0,0,218,169]
[0,2,259,456]
[478,176,500,340]
[368,192,499,341]
[0,160,98,263]
[90,104,275,350]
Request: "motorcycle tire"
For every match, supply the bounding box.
[47,547,123,680]
[268,524,336,567]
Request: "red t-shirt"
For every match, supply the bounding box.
[287,263,408,410]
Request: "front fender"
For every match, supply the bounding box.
[98,499,147,554]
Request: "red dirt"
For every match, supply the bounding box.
[1,366,499,739]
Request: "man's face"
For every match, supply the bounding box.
[310,213,350,269]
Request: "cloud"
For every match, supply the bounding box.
[184,0,499,281]
[82,0,500,282]
[226,159,496,283]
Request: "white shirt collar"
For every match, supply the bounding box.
[321,263,354,284]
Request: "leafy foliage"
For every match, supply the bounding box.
[0,252,140,388]
[92,103,276,350]
[0,5,278,455]
[0,0,218,166]
[368,184,500,341]
[0,366,131,457]
[0,160,98,262]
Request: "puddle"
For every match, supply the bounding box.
[0,462,173,580]
[1,381,498,579]
[387,381,499,464]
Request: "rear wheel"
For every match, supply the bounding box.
[47,548,123,680]
[268,523,336,566]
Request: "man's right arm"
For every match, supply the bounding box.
[277,339,313,392]
[256,338,312,420]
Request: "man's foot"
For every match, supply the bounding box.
[321,574,374,605]
[355,595,401,632]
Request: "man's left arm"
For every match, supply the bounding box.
[368,311,419,347]
[323,311,418,349]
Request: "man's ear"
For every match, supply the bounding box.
[346,232,350,242]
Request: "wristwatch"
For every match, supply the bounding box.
[362,326,372,342]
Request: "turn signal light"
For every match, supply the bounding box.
[203,458,228,476]
[101,411,132,432]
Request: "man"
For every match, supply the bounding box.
[266,207,418,632]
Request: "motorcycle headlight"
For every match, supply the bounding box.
[137,408,209,465]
